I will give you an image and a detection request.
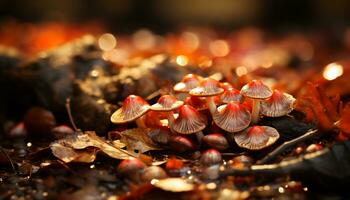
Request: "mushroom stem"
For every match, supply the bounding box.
[196,131,204,144]
[251,99,261,124]
[167,111,176,133]
[136,116,147,128]
[207,96,217,114]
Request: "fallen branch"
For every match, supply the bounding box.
[257,129,318,164]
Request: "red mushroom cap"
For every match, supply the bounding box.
[220,88,243,103]
[189,78,224,97]
[200,149,222,166]
[213,102,251,133]
[261,90,296,117]
[174,74,202,93]
[151,95,184,111]
[171,105,207,134]
[240,80,272,99]
[234,126,280,150]
[111,95,150,124]
[169,135,195,152]
[202,133,229,150]
[117,158,146,176]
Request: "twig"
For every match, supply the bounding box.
[0,146,16,174]
[65,98,80,132]
[257,129,318,164]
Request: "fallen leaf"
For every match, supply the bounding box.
[50,131,134,162]
[51,143,97,163]
[119,128,162,153]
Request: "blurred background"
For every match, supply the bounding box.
[1,0,350,32]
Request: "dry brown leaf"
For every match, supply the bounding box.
[119,128,162,153]
[50,143,97,163]
[50,131,134,162]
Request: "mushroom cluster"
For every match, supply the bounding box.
[110,74,296,151]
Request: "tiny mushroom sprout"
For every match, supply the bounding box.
[200,149,222,166]
[171,105,207,143]
[212,102,251,133]
[202,133,229,150]
[173,74,202,93]
[260,89,296,117]
[150,95,183,129]
[169,135,195,153]
[111,95,150,127]
[234,125,280,150]
[240,80,273,124]
[220,88,243,104]
[117,157,146,182]
[189,77,224,114]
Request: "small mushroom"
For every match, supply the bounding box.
[173,74,202,93]
[189,78,224,114]
[171,105,207,142]
[169,135,195,153]
[142,166,168,182]
[220,88,243,104]
[260,89,296,117]
[184,96,220,111]
[234,126,280,150]
[240,80,272,124]
[117,158,146,182]
[150,95,183,129]
[110,95,150,127]
[200,149,222,166]
[202,133,229,150]
[212,102,251,133]
[51,125,75,139]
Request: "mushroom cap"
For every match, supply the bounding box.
[151,95,184,111]
[171,105,207,134]
[117,158,146,176]
[240,80,272,99]
[189,78,224,97]
[213,102,251,133]
[111,95,150,124]
[169,135,195,152]
[173,74,202,93]
[184,96,220,111]
[234,126,280,150]
[261,90,296,117]
[200,149,222,166]
[221,88,243,103]
[202,133,229,150]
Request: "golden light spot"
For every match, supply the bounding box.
[176,55,189,66]
[102,49,129,64]
[133,29,156,50]
[98,33,117,51]
[235,66,248,76]
[209,40,230,57]
[206,182,217,190]
[181,32,200,52]
[323,62,344,81]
